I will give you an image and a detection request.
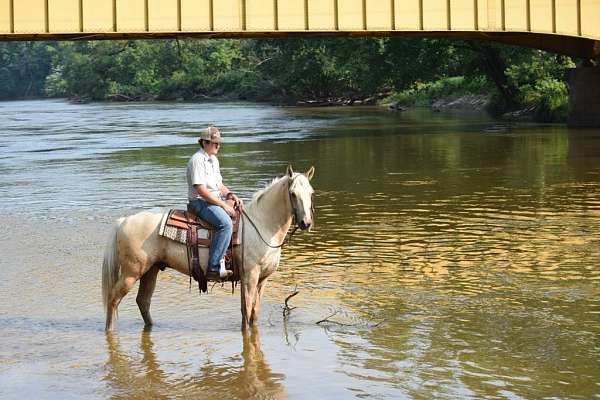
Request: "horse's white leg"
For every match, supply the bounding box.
[105,274,137,331]
[241,270,260,331]
[136,265,159,327]
[250,278,268,325]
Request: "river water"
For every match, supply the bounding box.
[0,100,599,399]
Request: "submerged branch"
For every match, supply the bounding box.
[315,310,355,326]
[316,309,386,328]
[283,289,299,317]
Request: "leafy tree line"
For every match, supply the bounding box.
[0,41,53,98]
[0,38,576,121]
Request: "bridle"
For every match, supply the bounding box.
[240,174,314,249]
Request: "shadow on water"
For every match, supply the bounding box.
[104,327,286,400]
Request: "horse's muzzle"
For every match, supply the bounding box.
[299,220,311,231]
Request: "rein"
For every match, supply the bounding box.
[240,174,305,249]
[238,174,313,281]
[241,208,298,249]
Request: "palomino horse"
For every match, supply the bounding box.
[102,165,315,331]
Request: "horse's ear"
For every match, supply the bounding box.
[305,166,315,180]
[286,165,294,177]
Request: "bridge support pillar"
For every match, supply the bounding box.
[567,66,600,128]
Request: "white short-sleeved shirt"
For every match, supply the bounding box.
[187,148,223,201]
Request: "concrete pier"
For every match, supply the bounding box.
[567,66,600,128]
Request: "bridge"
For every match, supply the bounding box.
[1,0,598,58]
[1,0,599,126]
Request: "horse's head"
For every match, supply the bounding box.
[287,165,315,231]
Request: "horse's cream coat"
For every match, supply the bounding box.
[102,166,314,331]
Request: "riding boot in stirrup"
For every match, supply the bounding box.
[206,259,233,281]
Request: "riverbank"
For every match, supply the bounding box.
[58,91,553,125]
[75,73,564,123]
[22,89,562,126]
[383,75,569,122]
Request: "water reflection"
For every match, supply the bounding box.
[104,328,286,400]
[2,101,600,398]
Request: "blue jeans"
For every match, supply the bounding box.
[189,199,233,272]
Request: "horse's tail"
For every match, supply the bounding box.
[102,217,124,318]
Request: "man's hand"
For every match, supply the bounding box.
[231,194,245,211]
[222,202,237,217]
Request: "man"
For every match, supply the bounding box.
[187,126,243,280]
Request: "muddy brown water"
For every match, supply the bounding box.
[1,100,599,399]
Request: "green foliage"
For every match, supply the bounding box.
[44,66,67,97]
[503,51,573,121]
[0,42,53,99]
[250,38,387,99]
[389,76,491,106]
[52,42,118,99]
[0,38,577,122]
[528,78,569,122]
[384,38,460,89]
[40,40,249,100]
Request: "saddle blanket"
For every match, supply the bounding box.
[158,209,240,247]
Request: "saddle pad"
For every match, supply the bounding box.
[158,211,210,245]
[158,209,240,247]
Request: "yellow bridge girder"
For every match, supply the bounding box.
[0,0,599,58]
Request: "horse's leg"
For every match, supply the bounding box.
[241,270,260,331]
[136,265,159,327]
[105,274,138,331]
[250,277,268,325]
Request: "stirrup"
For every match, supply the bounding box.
[206,270,232,281]
[206,259,232,281]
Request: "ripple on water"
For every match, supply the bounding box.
[2,102,600,399]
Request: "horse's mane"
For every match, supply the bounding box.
[251,175,288,204]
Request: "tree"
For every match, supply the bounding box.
[0,42,53,99]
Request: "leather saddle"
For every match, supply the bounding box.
[164,204,241,247]
[163,200,241,293]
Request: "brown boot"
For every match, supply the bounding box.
[206,259,233,281]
